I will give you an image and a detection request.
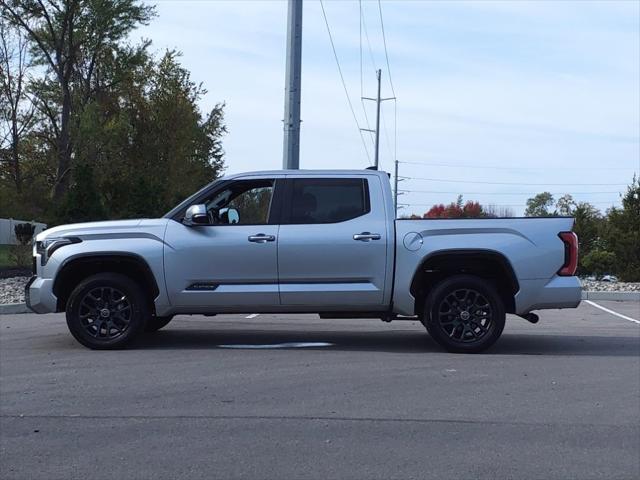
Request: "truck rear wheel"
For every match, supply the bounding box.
[422,274,505,353]
[66,273,150,350]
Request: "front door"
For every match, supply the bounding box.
[164,178,281,309]
[277,176,389,308]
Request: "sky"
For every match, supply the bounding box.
[139,0,640,216]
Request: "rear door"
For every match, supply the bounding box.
[277,175,389,308]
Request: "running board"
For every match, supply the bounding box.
[319,313,419,323]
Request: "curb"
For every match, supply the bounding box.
[0,303,31,315]
[581,291,640,302]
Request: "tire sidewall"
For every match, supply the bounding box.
[424,275,506,353]
[66,273,149,349]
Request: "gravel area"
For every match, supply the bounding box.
[0,276,29,304]
[1,276,639,305]
[581,280,640,292]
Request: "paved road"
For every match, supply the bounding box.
[1,301,639,480]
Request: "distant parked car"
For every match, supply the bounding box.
[601,275,618,282]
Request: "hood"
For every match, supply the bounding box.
[35,218,169,241]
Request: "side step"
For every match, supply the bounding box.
[319,313,419,323]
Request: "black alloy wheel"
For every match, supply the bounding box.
[436,288,493,343]
[66,273,149,349]
[423,274,506,353]
[78,286,132,340]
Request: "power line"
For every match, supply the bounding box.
[400,190,623,195]
[361,1,397,170]
[377,0,396,97]
[319,0,371,163]
[359,0,363,97]
[403,201,622,208]
[381,104,395,162]
[375,0,398,195]
[399,160,636,171]
[360,5,377,72]
[400,176,628,186]
[359,0,376,148]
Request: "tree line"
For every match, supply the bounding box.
[406,177,640,281]
[0,0,226,225]
[525,181,639,282]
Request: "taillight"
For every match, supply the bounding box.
[558,231,579,276]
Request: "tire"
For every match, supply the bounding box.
[66,273,150,350]
[422,274,505,353]
[144,315,174,333]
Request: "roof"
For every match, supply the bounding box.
[221,169,390,180]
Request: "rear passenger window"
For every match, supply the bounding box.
[289,178,370,224]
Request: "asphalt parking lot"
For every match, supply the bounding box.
[1,301,639,480]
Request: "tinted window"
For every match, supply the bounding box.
[289,178,370,224]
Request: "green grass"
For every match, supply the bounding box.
[0,244,30,269]
[0,245,12,267]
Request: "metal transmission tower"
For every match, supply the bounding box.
[282,0,303,169]
[361,69,395,170]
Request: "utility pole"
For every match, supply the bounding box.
[362,69,395,170]
[282,0,303,170]
[394,158,399,215]
[373,69,382,169]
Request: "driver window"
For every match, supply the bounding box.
[204,179,274,225]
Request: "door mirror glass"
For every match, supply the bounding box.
[219,207,240,224]
[184,204,209,226]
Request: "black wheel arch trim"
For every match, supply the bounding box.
[53,252,160,310]
[410,249,520,310]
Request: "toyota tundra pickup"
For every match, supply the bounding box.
[26,169,582,352]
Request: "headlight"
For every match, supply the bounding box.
[36,237,81,265]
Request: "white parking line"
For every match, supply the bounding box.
[585,300,640,325]
[245,314,260,319]
[218,342,333,349]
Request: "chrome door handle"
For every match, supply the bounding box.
[248,234,276,243]
[353,232,381,241]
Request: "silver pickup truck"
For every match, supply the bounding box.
[26,169,581,352]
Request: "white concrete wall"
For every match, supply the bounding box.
[0,219,47,245]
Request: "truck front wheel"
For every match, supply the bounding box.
[66,273,150,350]
[423,274,505,353]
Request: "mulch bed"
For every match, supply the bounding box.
[0,267,32,279]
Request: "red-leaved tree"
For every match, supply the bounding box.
[424,197,484,218]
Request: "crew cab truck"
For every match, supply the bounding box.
[26,169,582,352]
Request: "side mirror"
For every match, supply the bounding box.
[219,207,240,224]
[184,204,209,226]
[227,208,239,224]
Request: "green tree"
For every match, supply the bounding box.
[556,194,576,216]
[601,177,640,281]
[525,192,556,217]
[56,162,105,223]
[581,250,616,279]
[0,19,36,194]
[66,49,226,221]
[572,201,605,275]
[0,3,227,225]
[1,0,155,201]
